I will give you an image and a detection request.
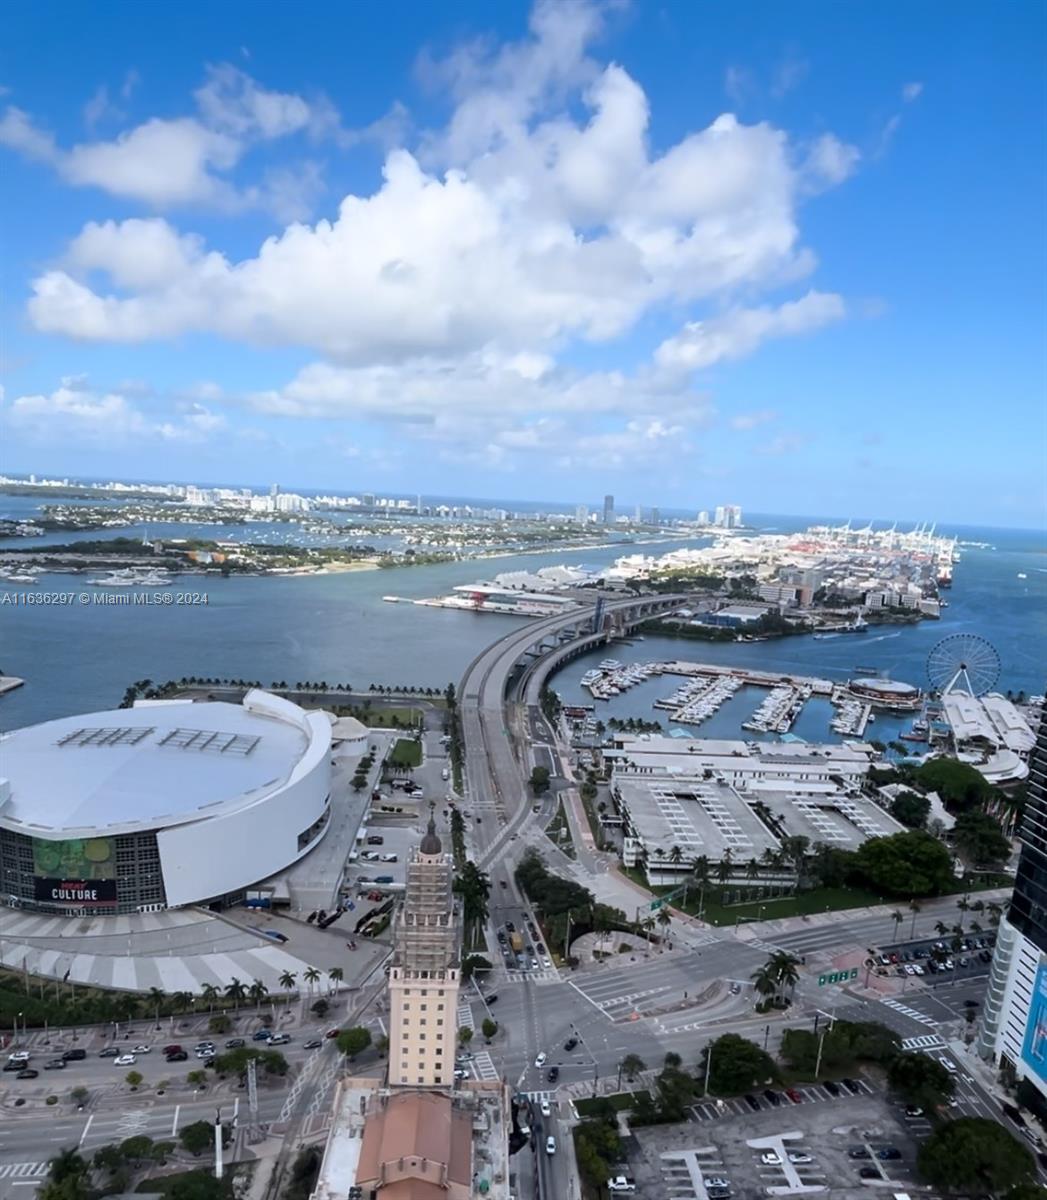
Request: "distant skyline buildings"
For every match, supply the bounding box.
[602,494,615,526]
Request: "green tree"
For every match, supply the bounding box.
[223,977,247,1011]
[481,1017,498,1040]
[952,811,1012,866]
[46,1150,88,1185]
[700,1034,776,1096]
[458,1026,474,1046]
[887,1051,956,1110]
[179,1120,215,1157]
[529,765,551,795]
[917,1118,1035,1192]
[916,758,993,813]
[454,860,492,946]
[119,1136,154,1164]
[125,1070,143,1090]
[167,1171,234,1200]
[852,830,955,896]
[890,791,931,829]
[336,1027,372,1059]
[620,1053,646,1081]
[208,1013,232,1034]
[187,1069,208,1088]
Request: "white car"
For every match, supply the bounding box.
[704,1179,730,1189]
[607,1180,636,1193]
[114,1054,136,1066]
[7,1052,30,1064]
[912,964,925,975]
[760,1152,782,1166]
[131,1044,152,1054]
[545,1136,556,1156]
[534,1052,547,1068]
[788,1153,813,1164]
[540,1099,551,1117]
[542,957,552,969]
[938,1056,958,1073]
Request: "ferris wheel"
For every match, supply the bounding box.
[927,633,1000,697]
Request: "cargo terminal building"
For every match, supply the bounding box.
[0,690,332,915]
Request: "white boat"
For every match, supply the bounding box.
[5,573,38,584]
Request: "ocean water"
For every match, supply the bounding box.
[0,503,1043,732]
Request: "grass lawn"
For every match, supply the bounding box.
[388,737,423,767]
[694,886,886,926]
[575,1090,651,1116]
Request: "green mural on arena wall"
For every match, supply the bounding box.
[32,836,116,880]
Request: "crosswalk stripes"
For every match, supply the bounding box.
[901,1033,945,1051]
[471,1050,500,1082]
[523,1089,553,1103]
[457,999,475,1031]
[504,968,559,984]
[0,1164,49,1180]
[881,998,937,1026]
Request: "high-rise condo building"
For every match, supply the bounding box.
[575,504,589,524]
[977,703,1047,1101]
[602,494,614,525]
[387,809,461,1088]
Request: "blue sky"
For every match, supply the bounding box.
[2,1,1044,527]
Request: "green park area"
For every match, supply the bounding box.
[388,737,423,768]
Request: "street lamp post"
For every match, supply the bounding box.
[703,1042,712,1096]
[814,1028,827,1080]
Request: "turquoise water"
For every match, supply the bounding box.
[0,508,1043,731]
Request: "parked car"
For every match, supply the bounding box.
[166,1051,188,1062]
[859,1167,880,1179]
[842,1078,862,1093]
[785,1088,803,1103]
[904,1105,924,1117]
[763,1089,781,1106]
[788,1153,813,1164]
[607,1179,636,1193]
[877,1148,901,1160]
[375,875,394,884]
[824,1081,841,1097]
[744,1094,761,1111]
[366,835,384,845]
[704,1179,730,1189]
[848,1148,871,1159]
[759,1152,781,1165]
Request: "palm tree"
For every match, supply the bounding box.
[668,845,683,865]
[987,902,1003,928]
[657,908,672,940]
[769,951,801,1004]
[691,855,711,885]
[746,857,760,881]
[620,1053,645,1082]
[328,967,344,993]
[224,977,247,1013]
[716,851,732,885]
[640,916,656,946]
[934,920,949,938]
[751,964,777,1004]
[172,990,194,1014]
[303,966,322,996]
[201,983,219,1013]
[248,979,269,1010]
[970,919,983,935]
[47,1148,87,1184]
[890,909,905,943]
[278,970,298,998]
[908,900,922,939]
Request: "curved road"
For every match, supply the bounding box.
[457,594,685,872]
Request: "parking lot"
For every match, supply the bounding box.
[875,931,996,985]
[626,1081,935,1200]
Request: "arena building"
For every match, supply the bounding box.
[847,676,922,710]
[0,690,331,914]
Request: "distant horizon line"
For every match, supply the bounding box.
[1,469,1041,534]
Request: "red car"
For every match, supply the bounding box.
[162,1044,183,1056]
[786,1088,803,1104]
[325,1029,341,1040]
